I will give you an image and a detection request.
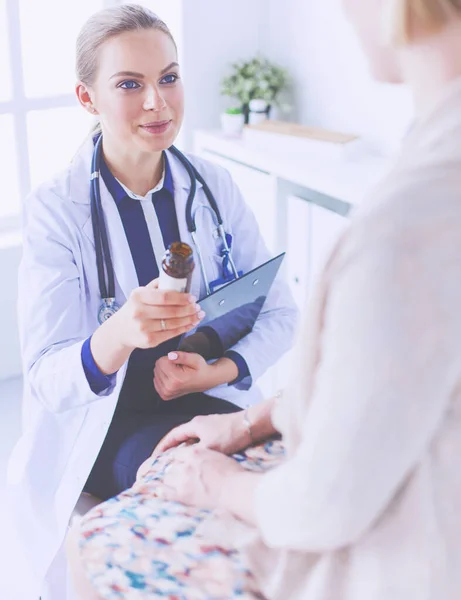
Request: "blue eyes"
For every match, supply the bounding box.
[118,74,179,90]
[160,73,179,85]
[119,80,140,90]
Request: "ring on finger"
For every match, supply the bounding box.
[160,319,167,331]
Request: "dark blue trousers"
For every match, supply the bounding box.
[84,393,240,501]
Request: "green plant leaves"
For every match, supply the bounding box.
[221,55,288,107]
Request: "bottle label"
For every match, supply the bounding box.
[158,269,188,293]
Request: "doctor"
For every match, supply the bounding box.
[4,4,297,599]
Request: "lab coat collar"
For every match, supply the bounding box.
[165,147,204,193]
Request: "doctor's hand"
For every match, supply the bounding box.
[113,279,204,351]
[90,280,205,376]
[154,351,239,401]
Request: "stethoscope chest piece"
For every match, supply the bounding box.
[98,298,121,325]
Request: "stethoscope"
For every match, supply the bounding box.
[91,133,239,324]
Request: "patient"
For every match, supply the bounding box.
[68,0,461,598]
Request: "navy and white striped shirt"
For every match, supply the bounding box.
[81,153,249,407]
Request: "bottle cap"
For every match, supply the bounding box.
[168,242,193,259]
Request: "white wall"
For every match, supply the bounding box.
[180,0,265,150]
[262,0,414,155]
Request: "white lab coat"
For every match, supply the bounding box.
[3,137,297,600]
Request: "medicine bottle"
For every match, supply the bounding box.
[159,242,195,293]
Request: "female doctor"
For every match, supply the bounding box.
[4,4,297,599]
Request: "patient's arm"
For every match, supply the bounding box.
[245,394,280,444]
[145,394,281,461]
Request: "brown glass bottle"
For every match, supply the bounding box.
[158,242,195,293]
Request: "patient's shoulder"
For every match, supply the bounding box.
[353,161,461,239]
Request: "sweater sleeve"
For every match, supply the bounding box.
[254,200,461,551]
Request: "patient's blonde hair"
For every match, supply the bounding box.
[393,0,461,43]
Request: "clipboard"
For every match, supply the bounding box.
[193,253,285,353]
[200,252,285,320]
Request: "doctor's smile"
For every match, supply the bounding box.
[140,119,173,135]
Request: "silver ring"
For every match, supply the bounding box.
[160,319,167,331]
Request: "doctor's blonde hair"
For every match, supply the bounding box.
[392,0,461,43]
[76,4,177,134]
[76,3,176,86]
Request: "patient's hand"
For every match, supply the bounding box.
[154,411,251,456]
[135,439,195,482]
[136,411,250,483]
[160,445,246,510]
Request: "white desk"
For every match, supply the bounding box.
[194,129,392,208]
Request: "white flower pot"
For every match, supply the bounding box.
[220,112,244,137]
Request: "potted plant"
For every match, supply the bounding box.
[220,106,245,137]
[221,56,289,123]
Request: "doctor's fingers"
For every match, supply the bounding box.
[154,367,181,401]
[153,370,168,398]
[139,321,199,349]
[135,286,197,308]
[148,312,205,333]
[134,302,203,321]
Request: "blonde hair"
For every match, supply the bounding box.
[394,0,461,43]
[76,3,176,86]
